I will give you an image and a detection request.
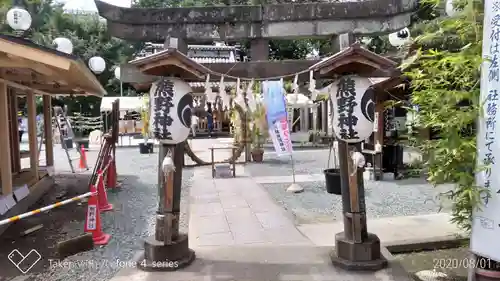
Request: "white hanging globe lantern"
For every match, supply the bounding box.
[388,28,411,47]
[114,66,121,81]
[88,56,106,74]
[445,0,459,17]
[6,7,32,31]
[53,37,73,54]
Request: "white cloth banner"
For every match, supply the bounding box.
[268,117,293,156]
[471,0,500,261]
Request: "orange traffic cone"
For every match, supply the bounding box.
[96,170,113,212]
[106,159,118,189]
[84,184,111,245]
[79,145,88,170]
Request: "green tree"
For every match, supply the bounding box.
[1,1,142,115]
[402,0,483,231]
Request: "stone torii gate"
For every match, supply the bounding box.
[94,0,415,272]
[94,0,417,80]
[95,0,417,164]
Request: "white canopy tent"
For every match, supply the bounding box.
[100,96,146,112]
[286,93,316,108]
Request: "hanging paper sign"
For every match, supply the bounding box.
[373,112,379,132]
[330,75,375,143]
[149,77,193,144]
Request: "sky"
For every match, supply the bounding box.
[57,0,132,13]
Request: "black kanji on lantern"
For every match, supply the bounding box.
[336,77,358,140]
[152,79,174,140]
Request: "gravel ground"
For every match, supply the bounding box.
[0,148,194,281]
[261,179,453,224]
[244,148,422,178]
[243,148,451,224]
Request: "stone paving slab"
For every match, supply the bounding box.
[109,247,414,281]
[189,169,311,248]
[254,174,325,184]
[297,213,465,247]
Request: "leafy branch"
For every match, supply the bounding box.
[403,0,486,231]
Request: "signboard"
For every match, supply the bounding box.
[471,0,500,261]
[119,63,156,84]
[329,76,375,143]
[287,106,294,133]
[149,77,193,144]
[338,33,352,51]
[86,205,97,230]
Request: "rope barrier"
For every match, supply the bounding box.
[0,192,96,226]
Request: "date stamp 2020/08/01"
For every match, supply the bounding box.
[433,257,493,269]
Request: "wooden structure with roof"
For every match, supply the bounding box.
[129,46,235,136]
[0,34,106,229]
[309,43,406,178]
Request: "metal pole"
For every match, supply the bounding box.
[120,81,123,97]
[290,154,296,183]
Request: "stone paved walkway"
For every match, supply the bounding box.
[189,166,311,247]
[107,163,464,281]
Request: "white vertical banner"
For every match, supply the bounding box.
[268,118,293,156]
[471,0,500,261]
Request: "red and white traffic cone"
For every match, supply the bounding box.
[106,159,119,189]
[96,170,113,212]
[84,184,111,245]
[79,145,88,170]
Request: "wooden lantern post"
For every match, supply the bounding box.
[309,43,401,271]
[128,38,211,271]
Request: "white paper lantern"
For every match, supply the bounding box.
[6,7,32,31]
[329,75,375,143]
[53,37,73,54]
[445,0,459,17]
[388,28,411,47]
[89,56,106,74]
[149,77,193,144]
[114,66,121,80]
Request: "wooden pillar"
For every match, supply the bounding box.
[312,106,318,132]
[0,82,13,195]
[8,88,21,173]
[305,108,310,131]
[43,95,54,167]
[27,92,39,179]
